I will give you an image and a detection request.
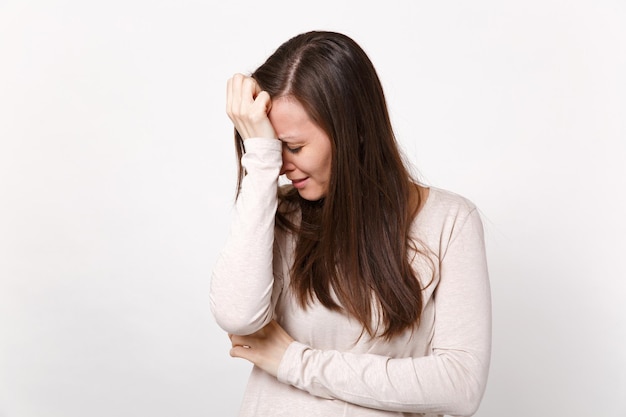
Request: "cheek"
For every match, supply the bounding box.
[298,152,324,175]
[321,157,332,180]
[321,144,333,179]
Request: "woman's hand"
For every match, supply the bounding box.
[226,73,276,140]
[229,320,295,378]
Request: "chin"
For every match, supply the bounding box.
[297,189,325,202]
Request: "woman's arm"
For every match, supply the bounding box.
[210,74,283,335]
[209,138,282,335]
[231,208,491,416]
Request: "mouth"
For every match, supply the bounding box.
[290,177,308,189]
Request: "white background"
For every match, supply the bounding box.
[1,1,625,416]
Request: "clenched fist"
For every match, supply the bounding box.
[226,73,276,140]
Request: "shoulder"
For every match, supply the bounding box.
[421,187,478,220]
[412,186,484,245]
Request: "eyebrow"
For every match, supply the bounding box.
[278,136,298,142]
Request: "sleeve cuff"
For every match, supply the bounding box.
[243,137,282,152]
[277,341,309,385]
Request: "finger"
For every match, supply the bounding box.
[241,76,258,106]
[229,75,258,130]
[226,74,240,120]
[228,73,246,120]
[254,90,272,114]
[226,77,234,118]
[230,345,254,360]
[229,333,251,347]
[253,78,263,98]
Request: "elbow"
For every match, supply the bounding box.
[437,354,489,416]
[209,273,274,335]
[450,389,484,417]
[210,297,271,335]
[454,376,488,416]
[213,315,268,336]
[437,377,485,417]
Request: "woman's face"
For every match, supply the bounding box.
[270,97,332,201]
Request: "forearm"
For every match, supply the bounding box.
[277,341,488,416]
[210,138,283,335]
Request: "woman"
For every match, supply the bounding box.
[210,30,491,417]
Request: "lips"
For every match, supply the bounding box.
[290,177,308,189]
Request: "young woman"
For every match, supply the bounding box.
[210,31,491,417]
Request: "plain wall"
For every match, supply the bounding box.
[1,1,624,416]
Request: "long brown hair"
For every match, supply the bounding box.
[235,31,426,339]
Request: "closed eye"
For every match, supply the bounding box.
[285,145,302,154]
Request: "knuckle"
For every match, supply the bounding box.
[247,111,263,123]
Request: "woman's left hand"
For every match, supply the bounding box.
[229,320,295,377]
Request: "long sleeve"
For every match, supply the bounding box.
[276,207,492,416]
[209,138,283,335]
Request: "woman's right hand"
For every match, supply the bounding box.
[226,73,276,140]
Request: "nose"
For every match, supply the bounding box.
[280,147,295,176]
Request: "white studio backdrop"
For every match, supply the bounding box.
[1,1,624,416]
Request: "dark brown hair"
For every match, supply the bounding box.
[234,31,427,339]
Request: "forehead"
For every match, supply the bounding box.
[268,97,312,138]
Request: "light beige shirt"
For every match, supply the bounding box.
[210,138,491,417]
